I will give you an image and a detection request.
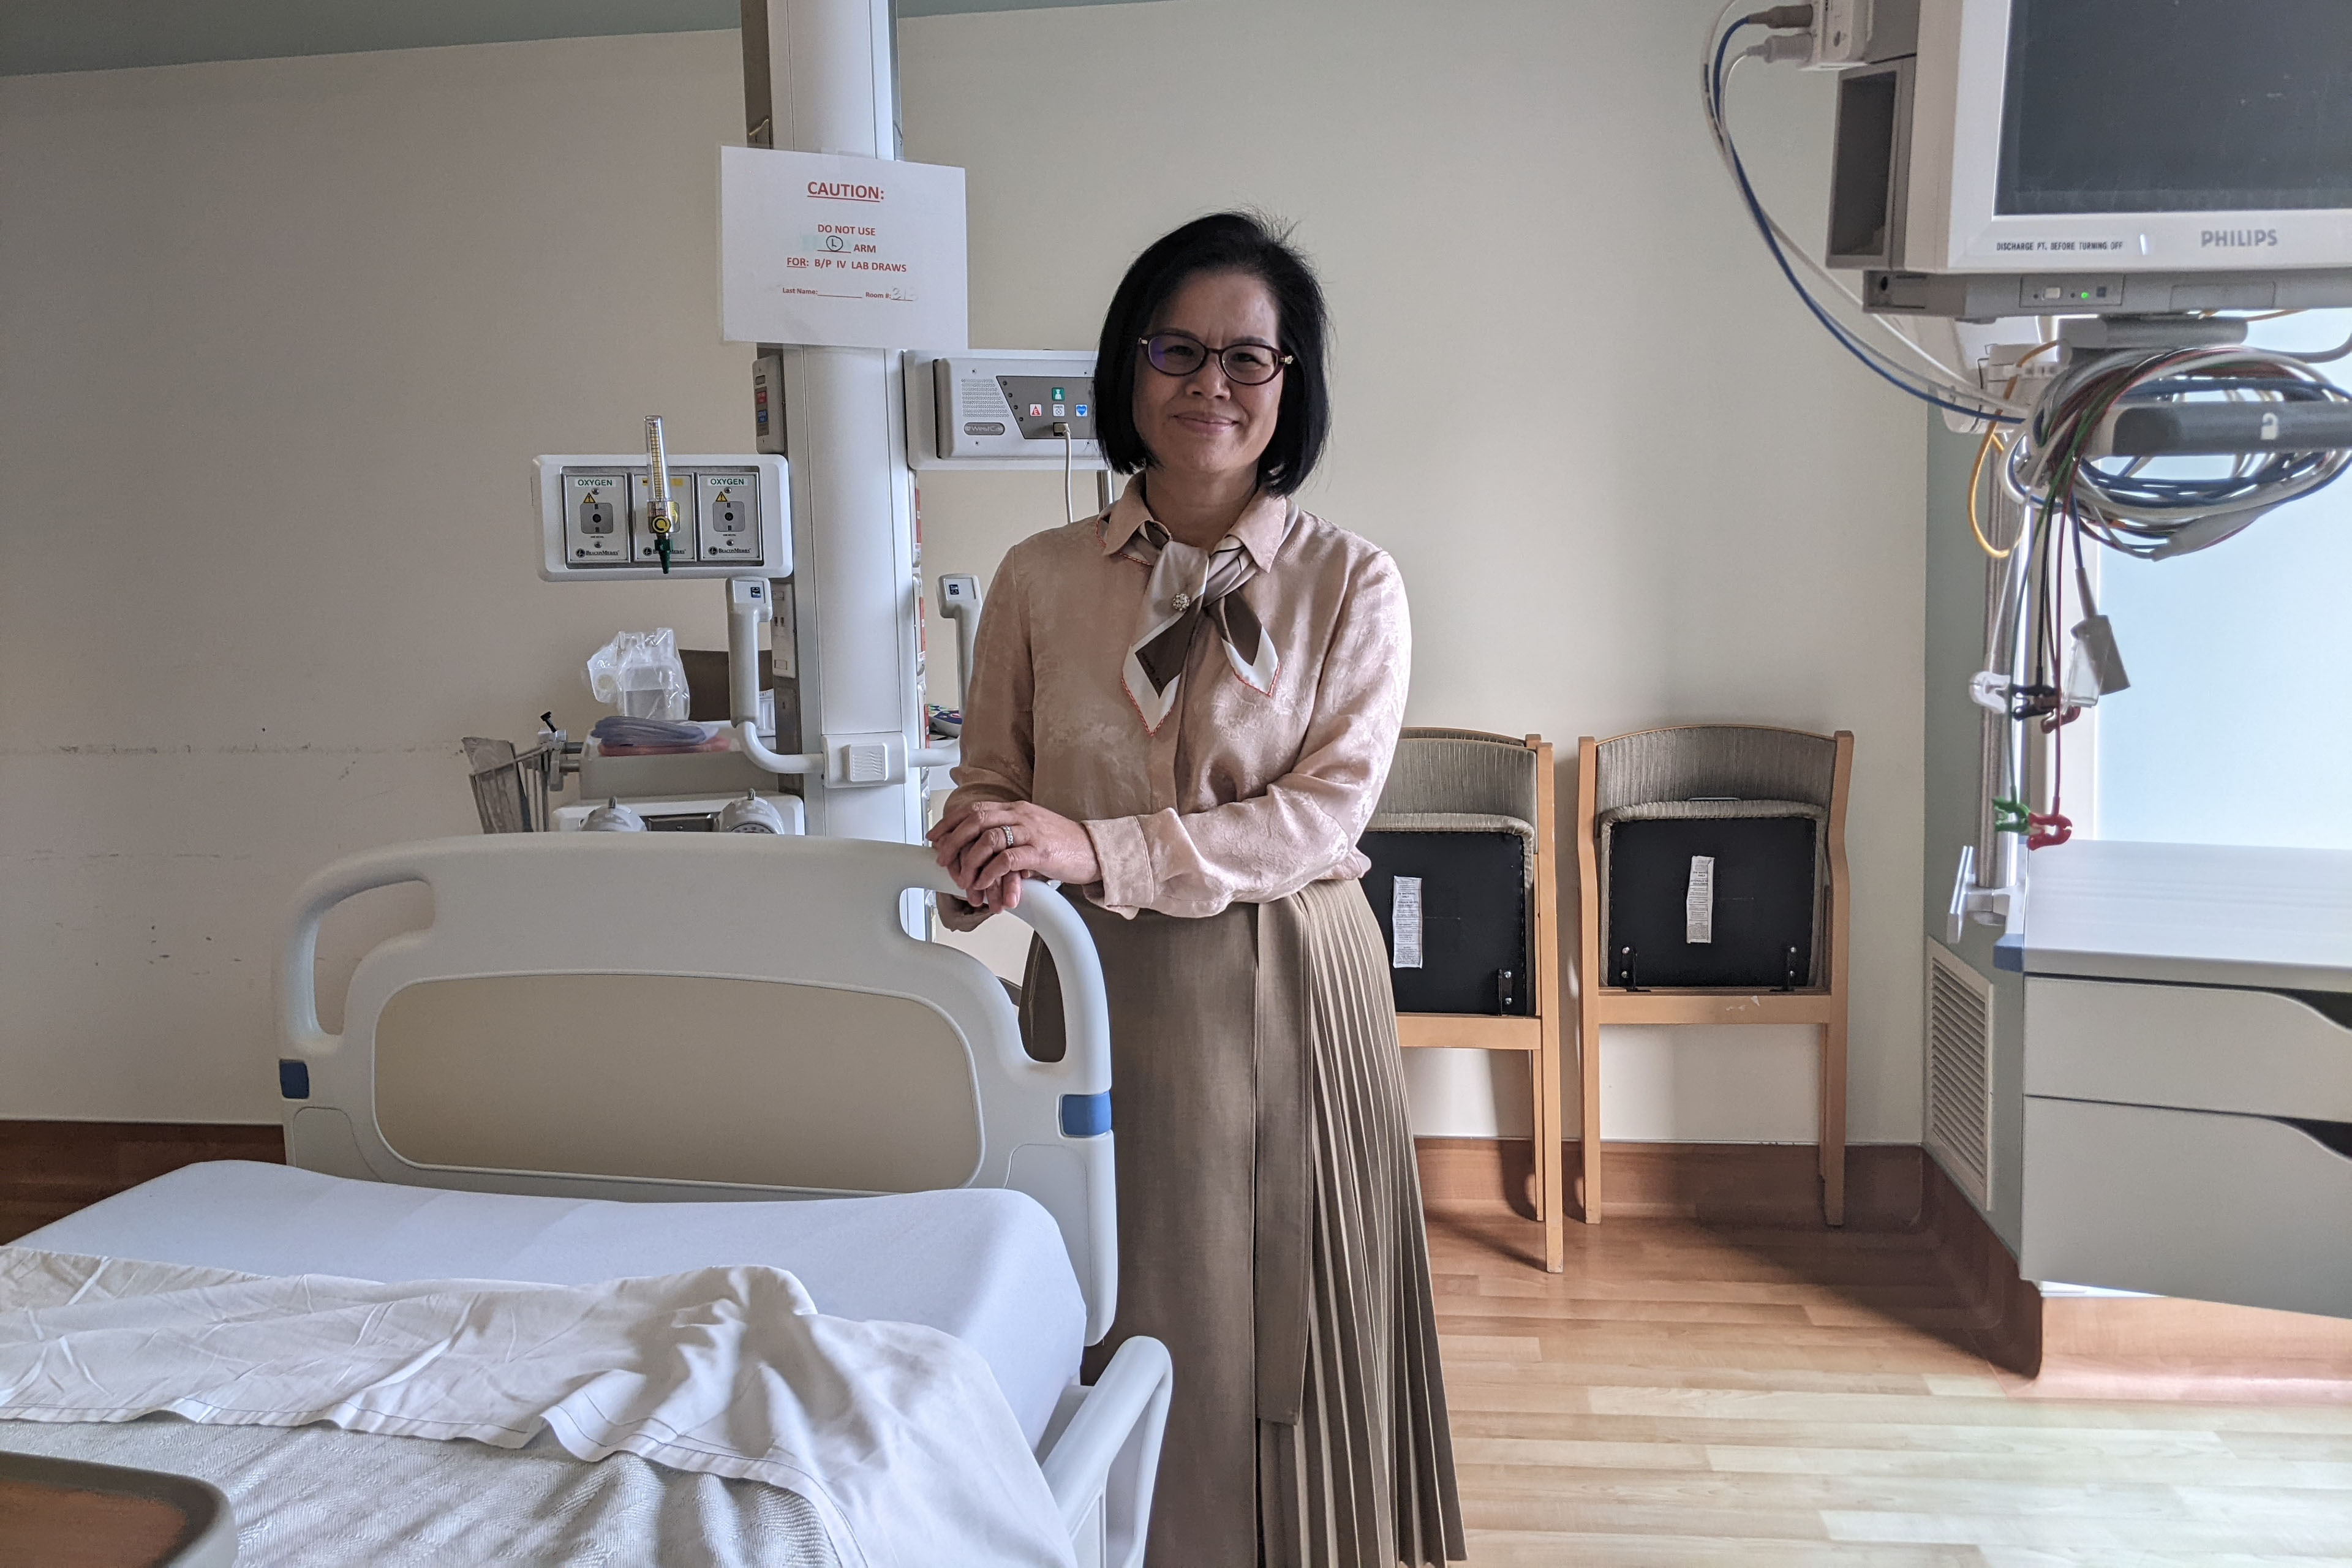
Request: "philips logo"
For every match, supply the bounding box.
[2202,228,2279,248]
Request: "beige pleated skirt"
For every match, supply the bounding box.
[1023,878,1464,1567]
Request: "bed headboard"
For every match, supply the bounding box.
[277,833,1118,1340]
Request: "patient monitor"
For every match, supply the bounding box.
[1814,0,2352,319]
[1716,0,2352,939]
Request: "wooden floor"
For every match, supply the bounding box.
[1427,1202,2352,1567]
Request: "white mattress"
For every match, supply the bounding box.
[16,1161,1084,1446]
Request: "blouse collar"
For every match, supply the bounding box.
[1098,478,1295,571]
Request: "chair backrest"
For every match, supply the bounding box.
[277,833,1118,1340]
[1589,728,1844,818]
[1592,725,1839,815]
[1585,725,1848,989]
[1378,728,1542,824]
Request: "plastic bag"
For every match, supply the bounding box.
[584,628,690,720]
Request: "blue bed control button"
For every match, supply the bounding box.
[278,1060,311,1099]
[1992,935,2024,973]
[1059,1091,1111,1137]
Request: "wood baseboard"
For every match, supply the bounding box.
[1415,1136,1925,1231]
[0,1121,284,1243]
[1424,1137,2352,1400]
[1915,1150,2043,1377]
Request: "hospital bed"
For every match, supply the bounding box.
[2,833,1170,1567]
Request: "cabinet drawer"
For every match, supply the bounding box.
[2022,1095,2352,1319]
[2025,977,2352,1121]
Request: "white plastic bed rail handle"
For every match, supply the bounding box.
[916,863,1112,1098]
[279,845,437,1056]
[1039,1335,1172,1546]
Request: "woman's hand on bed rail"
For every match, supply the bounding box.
[930,800,1101,917]
[937,892,998,932]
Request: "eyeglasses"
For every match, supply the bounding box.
[1137,331,1293,386]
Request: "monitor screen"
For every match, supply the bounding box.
[1997,0,2352,216]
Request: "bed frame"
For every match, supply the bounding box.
[277,832,1167,1568]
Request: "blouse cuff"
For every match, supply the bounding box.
[1083,815,1155,916]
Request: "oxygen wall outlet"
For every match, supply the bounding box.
[534,454,790,582]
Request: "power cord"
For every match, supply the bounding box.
[2004,346,2352,559]
[1054,421,1075,526]
[1702,5,2027,424]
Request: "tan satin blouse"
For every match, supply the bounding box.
[947,482,1412,918]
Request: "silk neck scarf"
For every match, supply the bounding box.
[1115,507,1283,734]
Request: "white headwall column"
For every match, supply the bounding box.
[753,0,924,844]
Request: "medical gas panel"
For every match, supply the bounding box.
[902,351,1109,469]
[534,454,790,582]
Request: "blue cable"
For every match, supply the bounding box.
[1711,23,2020,425]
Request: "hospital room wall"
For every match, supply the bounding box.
[0,1,1929,1148]
[900,0,1929,1146]
[0,34,756,1121]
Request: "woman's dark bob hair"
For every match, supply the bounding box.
[1093,211,1330,496]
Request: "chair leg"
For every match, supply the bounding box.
[1537,1030,1564,1272]
[1820,1016,1848,1227]
[1577,1009,1603,1224]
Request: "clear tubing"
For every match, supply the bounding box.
[1975,505,2035,891]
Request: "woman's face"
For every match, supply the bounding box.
[1132,270,1284,488]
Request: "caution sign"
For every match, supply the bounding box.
[720,146,968,352]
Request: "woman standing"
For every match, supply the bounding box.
[930,212,1463,1568]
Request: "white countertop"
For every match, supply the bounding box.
[2015,839,2352,992]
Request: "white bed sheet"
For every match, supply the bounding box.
[0,1419,842,1568]
[17,1161,1084,1446]
[0,1248,1074,1568]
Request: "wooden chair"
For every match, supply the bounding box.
[1375,729,1567,1273]
[1572,726,1854,1226]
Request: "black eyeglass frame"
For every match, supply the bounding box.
[1136,330,1295,386]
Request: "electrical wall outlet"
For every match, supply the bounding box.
[1812,0,1868,65]
[1808,0,1918,68]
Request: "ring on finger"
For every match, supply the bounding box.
[1001,824,1016,851]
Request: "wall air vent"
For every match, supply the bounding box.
[1924,939,1996,1210]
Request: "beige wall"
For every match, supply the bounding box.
[902,0,1927,1144]
[1,1,1926,1142]
[0,32,752,1120]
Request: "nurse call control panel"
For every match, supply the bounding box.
[907,352,1109,469]
[533,454,790,582]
